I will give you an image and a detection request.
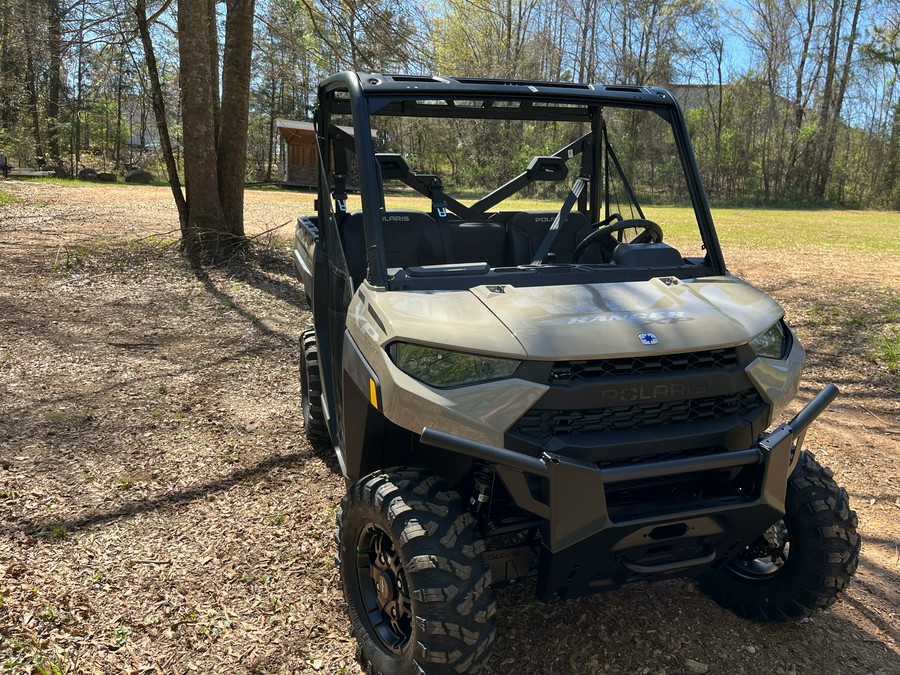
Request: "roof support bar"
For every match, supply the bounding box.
[470,132,591,214]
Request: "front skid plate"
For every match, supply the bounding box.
[422,385,838,599]
[534,502,781,600]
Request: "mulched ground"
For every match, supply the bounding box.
[1,181,898,674]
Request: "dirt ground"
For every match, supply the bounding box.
[1,181,898,674]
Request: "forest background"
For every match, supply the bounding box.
[1,0,899,210]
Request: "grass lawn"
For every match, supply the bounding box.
[346,192,900,255]
[5,176,899,255]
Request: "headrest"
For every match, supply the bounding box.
[380,210,438,229]
[507,211,588,230]
[526,156,568,181]
[375,153,411,181]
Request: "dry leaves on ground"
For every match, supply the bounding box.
[1,181,898,674]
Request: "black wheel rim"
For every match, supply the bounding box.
[355,523,413,654]
[725,519,791,581]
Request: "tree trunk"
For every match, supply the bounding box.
[576,0,592,82]
[886,99,900,209]
[46,0,62,164]
[207,0,220,142]
[815,0,862,199]
[136,0,252,260]
[178,0,226,256]
[115,52,124,170]
[135,0,187,233]
[217,0,256,236]
[0,0,13,131]
[74,3,85,173]
[785,0,818,195]
[24,38,44,165]
[810,0,843,199]
[266,74,276,182]
[713,45,724,194]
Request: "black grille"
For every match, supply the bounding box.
[594,446,725,470]
[551,348,739,382]
[511,389,763,438]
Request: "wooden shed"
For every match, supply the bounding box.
[276,119,318,187]
[276,119,378,188]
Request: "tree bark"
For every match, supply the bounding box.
[135,0,187,233]
[74,3,86,173]
[0,0,12,131]
[115,51,124,169]
[815,0,862,199]
[266,74,276,182]
[136,0,251,261]
[178,0,226,256]
[885,98,900,209]
[207,0,220,142]
[784,0,818,195]
[23,37,44,165]
[217,0,256,236]
[576,0,593,82]
[46,0,62,164]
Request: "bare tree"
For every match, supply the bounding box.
[135,0,186,232]
[46,0,62,165]
[812,0,863,199]
[136,0,255,260]
[863,11,900,207]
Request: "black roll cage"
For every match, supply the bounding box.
[314,71,727,290]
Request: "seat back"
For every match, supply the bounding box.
[382,210,445,270]
[447,221,507,267]
[506,211,590,265]
[339,210,445,286]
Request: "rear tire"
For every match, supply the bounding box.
[337,468,496,674]
[299,329,329,444]
[699,451,860,621]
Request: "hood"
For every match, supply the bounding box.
[357,288,527,357]
[469,276,783,360]
[358,276,783,361]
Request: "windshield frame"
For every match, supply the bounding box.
[317,72,726,291]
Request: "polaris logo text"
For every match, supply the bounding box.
[384,215,411,222]
[598,381,709,404]
[567,311,687,324]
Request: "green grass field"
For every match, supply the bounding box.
[354,193,900,255]
[704,207,900,254]
[5,176,899,254]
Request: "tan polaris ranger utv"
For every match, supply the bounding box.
[293,72,860,674]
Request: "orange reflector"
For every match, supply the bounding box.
[369,379,378,408]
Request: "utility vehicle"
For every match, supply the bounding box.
[293,72,860,674]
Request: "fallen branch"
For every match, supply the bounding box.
[248,219,292,240]
[858,404,893,428]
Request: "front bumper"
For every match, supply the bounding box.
[422,383,838,599]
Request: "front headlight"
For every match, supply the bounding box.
[749,321,787,359]
[389,342,521,388]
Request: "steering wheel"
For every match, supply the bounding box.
[573,218,664,264]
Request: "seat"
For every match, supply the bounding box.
[382,210,445,270]
[447,221,507,267]
[339,210,445,286]
[506,211,590,265]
